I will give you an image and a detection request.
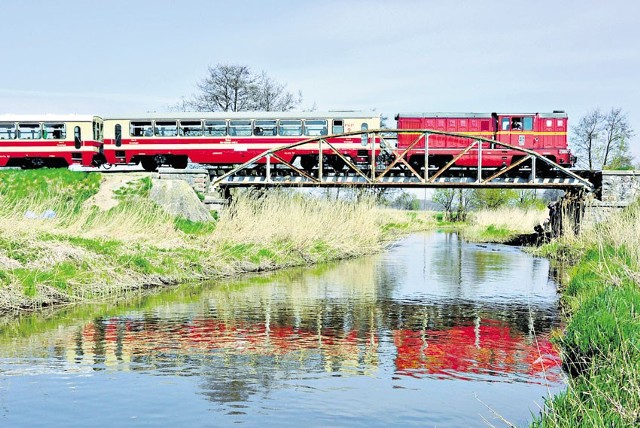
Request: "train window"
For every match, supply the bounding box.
[523,117,533,131]
[501,118,510,131]
[0,122,17,139]
[204,120,227,136]
[155,121,178,137]
[179,120,203,137]
[304,120,328,136]
[254,120,277,136]
[115,124,122,147]
[511,117,523,130]
[18,123,41,139]
[74,126,82,149]
[361,123,368,146]
[229,120,252,136]
[131,121,153,137]
[43,123,66,139]
[557,119,564,127]
[332,119,344,134]
[279,120,302,136]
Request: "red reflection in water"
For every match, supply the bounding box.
[393,319,561,382]
[76,317,560,383]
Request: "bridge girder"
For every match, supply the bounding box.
[208,129,594,191]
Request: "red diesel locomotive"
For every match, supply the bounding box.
[395,111,572,171]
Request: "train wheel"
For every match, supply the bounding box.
[170,156,188,169]
[141,157,158,172]
[300,156,316,172]
[330,156,346,172]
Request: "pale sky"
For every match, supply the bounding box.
[1,0,639,157]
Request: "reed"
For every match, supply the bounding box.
[0,171,432,313]
[463,207,548,242]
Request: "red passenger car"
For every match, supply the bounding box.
[102,112,381,172]
[0,114,105,168]
[395,111,573,171]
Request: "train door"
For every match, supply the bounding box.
[498,115,534,148]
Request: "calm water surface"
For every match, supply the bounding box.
[0,232,564,427]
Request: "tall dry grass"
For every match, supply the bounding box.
[213,191,379,250]
[463,206,548,242]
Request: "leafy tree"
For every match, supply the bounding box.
[188,63,302,112]
[391,190,420,210]
[433,188,475,221]
[571,108,635,170]
[473,189,518,209]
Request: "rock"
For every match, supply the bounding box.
[149,179,213,222]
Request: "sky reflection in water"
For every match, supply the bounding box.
[0,232,564,427]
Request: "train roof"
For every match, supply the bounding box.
[102,111,380,121]
[0,114,99,122]
[396,111,568,119]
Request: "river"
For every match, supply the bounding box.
[0,232,564,427]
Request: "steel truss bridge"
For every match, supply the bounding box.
[208,129,595,192]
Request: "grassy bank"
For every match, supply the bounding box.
[462,207,548,243]
[531,203,640,426]
[0,169,433,314]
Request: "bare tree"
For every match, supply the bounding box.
[188,64,302,112]
[571,107,634,170]
[252,72,302,111]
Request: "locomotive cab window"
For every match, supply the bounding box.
[43,123,66,139]
[304,120,328,136]
[180,120,203,137]
[131,121,153,137]
[204,120,227,136]
[501,118,510,131]
[511,117,523,130]
[229,120,252,136]
[254,120,277,136]
[155,121,178,137]
[18,123,41,139]
[332,119,344,134]
[278,120,302,136]
[523,117,533,131]
[0,122,17,139]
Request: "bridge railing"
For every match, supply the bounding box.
[209,129,594,191]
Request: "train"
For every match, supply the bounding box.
[0,110,573,174]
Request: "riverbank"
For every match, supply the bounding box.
[531,202,640,426]
[0,169,434,314]
[460,206,548,243]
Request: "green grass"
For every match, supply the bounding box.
[173,217,216,235]
[0,169,101,205]
[113,176,153,200]
[532,233,640,426]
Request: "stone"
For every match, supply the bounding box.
[149,179,213,222]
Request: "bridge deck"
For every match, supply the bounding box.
[217,174,588,189]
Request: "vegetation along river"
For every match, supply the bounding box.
[0,232,565,427]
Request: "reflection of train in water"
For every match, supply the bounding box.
[0,110,573,173]
[65,315,559,381]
